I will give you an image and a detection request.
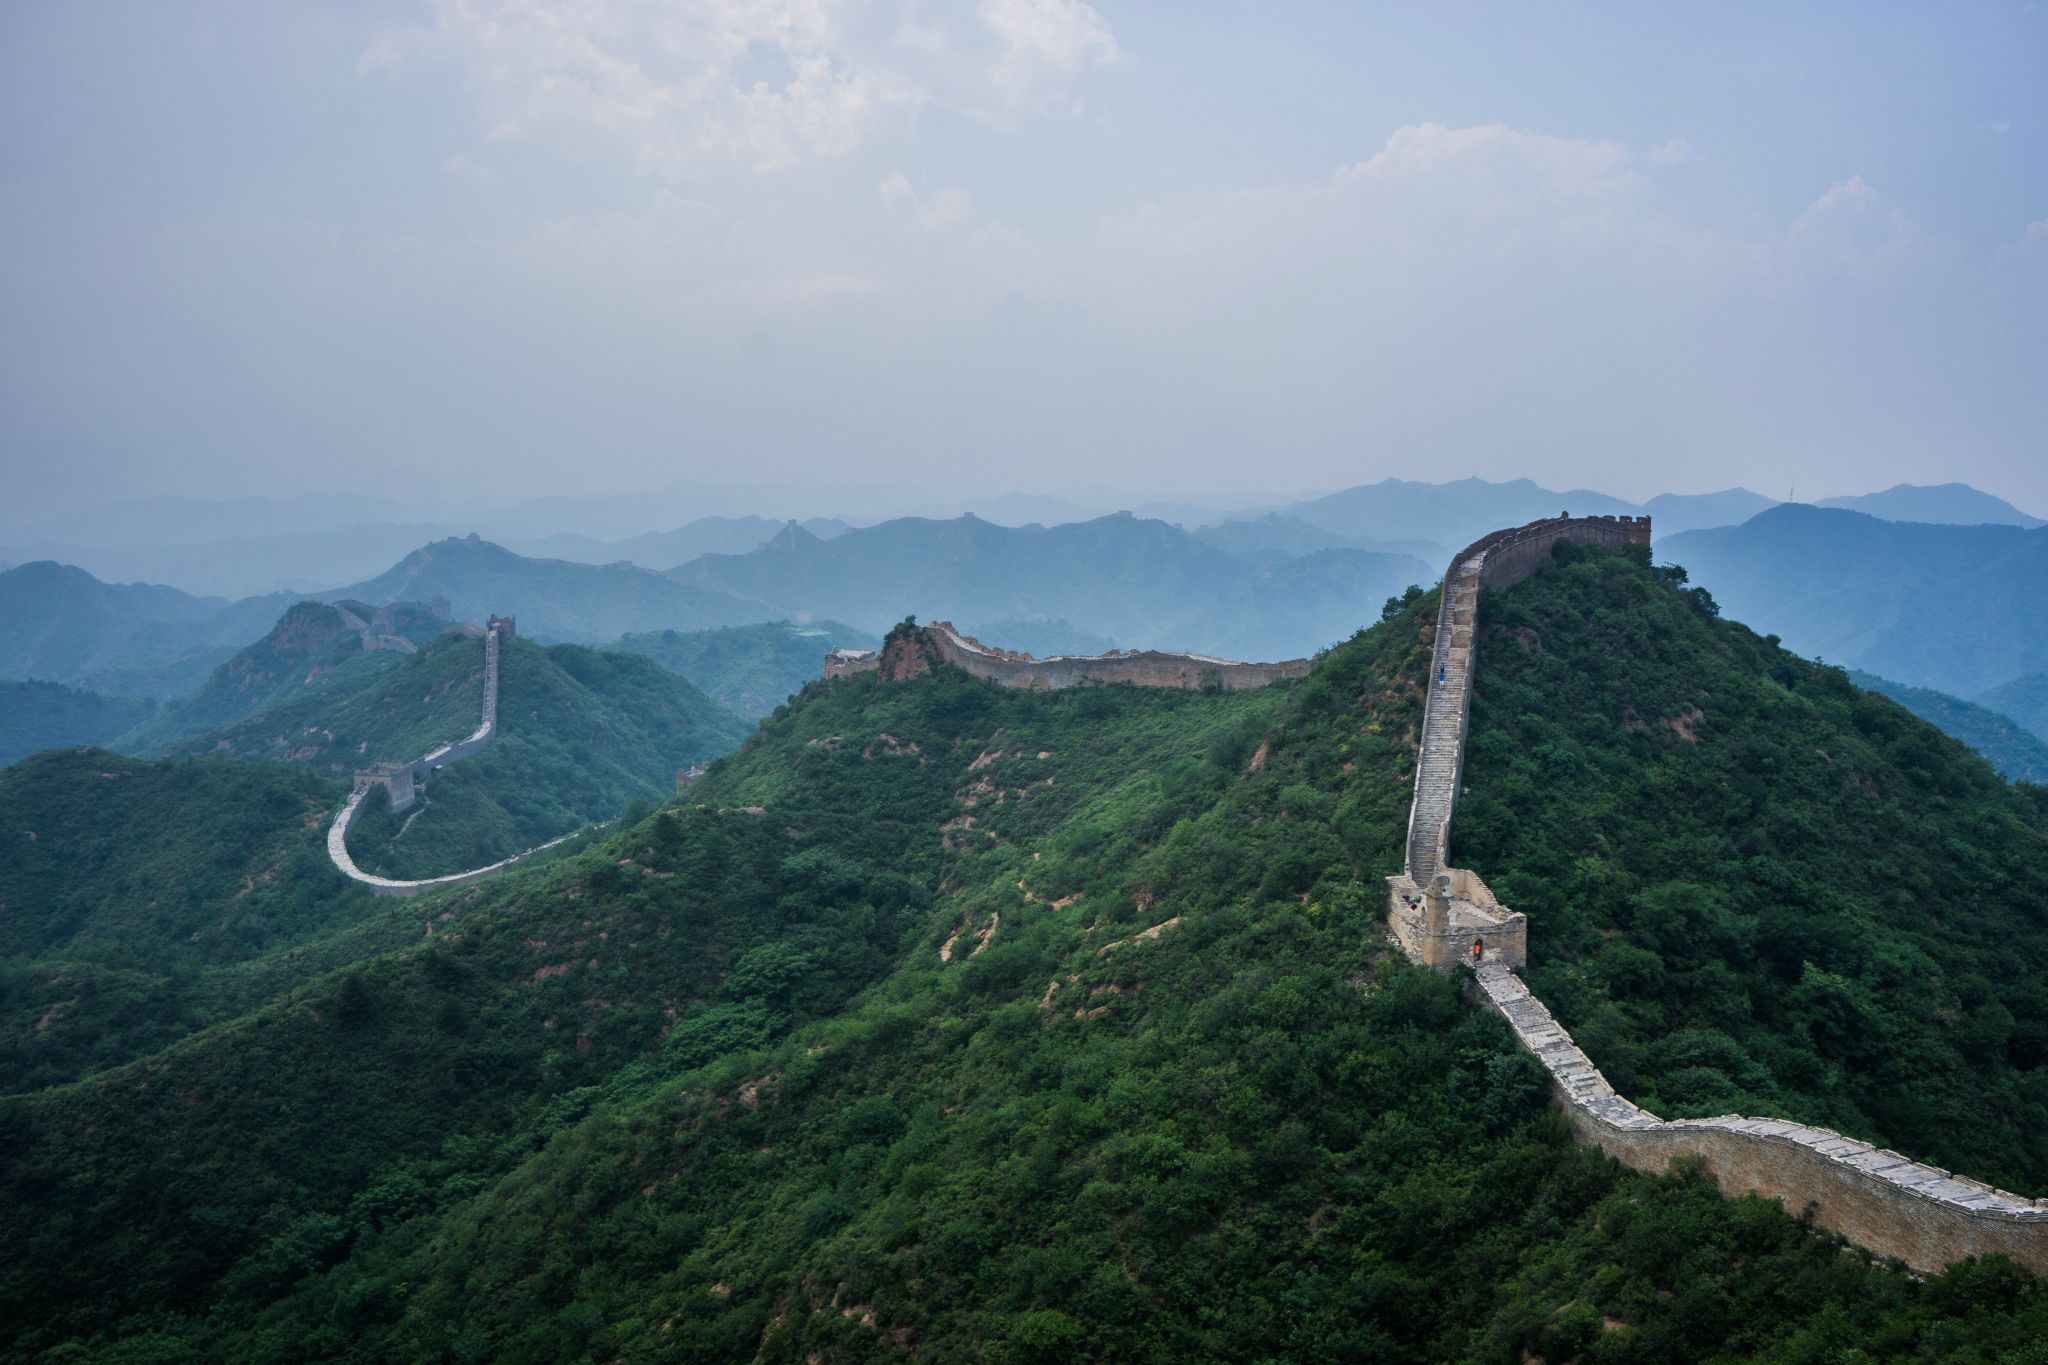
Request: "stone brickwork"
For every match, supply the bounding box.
[824,647,879,678]
[1392,514,2047,1275]
[858,621,1313,692]
[325,619,561,899]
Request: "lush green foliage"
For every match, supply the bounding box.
[1663,505,2048,696]
[343,641,751,878]
[119,600,447,753]
[173,634,750,878]
[3,562,2045,1361]
[0,749,379,1091]
[1457,541,2048,1192]
[0,680,155,767]
[607,619,879,719]
[1848,669,2048,785]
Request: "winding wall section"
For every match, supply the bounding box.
[325,620,568,899]
[1396,515,2048,1275]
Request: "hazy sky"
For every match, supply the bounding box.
[3,1,2044,517]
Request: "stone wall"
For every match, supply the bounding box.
[325,620,557,899]
[1391,515,2048,1274]
[1473,965,2046,1275]
[868,621,1313,692]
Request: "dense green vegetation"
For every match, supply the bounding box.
[608,619,879,718]
[1457,541,2048,1193]
[120,600,448,753]
[1848,669,2048,785]
[342,641,751,878]
[1664,505,2048,696]
[0,680,155,767]
[0,749,379,1091]
[3,551,2045,1360]
[172,633,750,879]
[169,630,500,775]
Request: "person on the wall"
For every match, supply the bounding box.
[1472,938,1484,963]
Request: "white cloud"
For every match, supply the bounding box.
[1646,137,1692,166]
[879,171,973,232]
[443,154,500,183]
[979,0,1117,103]
[1982,119,2012,135]
[364,0,1121,176]
[1785,175,1921,268]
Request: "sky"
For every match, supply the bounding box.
[2,1,2044,519]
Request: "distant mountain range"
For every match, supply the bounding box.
[1848,671,2048,785]
[511,515,850,570]
[1977,674,2048,743]
[0,561,292,699]
[669,513,1434,659]
[1663,505,2048,697]
[1816,482,2044,528]
[317,535,778,642]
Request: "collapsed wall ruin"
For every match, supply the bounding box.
[1391,514,2046,1275]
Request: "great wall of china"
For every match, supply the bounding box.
[825,511,2047,1274]
[325,614,573,898]
[827,622,1313,690]
[1394,516,2048,1275]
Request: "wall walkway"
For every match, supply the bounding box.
[325,621,563,899]
[1391,515,2048,1275]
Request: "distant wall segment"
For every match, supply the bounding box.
[325,621,563,899]
[1390,515,2047,1275]
[840,621,1312,692]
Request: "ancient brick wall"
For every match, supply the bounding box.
[1395,515,2046,1274]
[325,620,553,899]
[910,622,1311,691]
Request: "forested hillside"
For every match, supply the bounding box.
[179,632,751,879]
[3,547,2045,1360]
[0,680,154,767]
[608,619,879,718]
[0,560,290,698]
[1456,542,2048,1193]
[0,749,379,1091]
[120,599,450,753]
[1847,670,2048,786]
[1662,505,2048,695]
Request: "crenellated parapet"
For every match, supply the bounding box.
[839,621,1313,692]
[1386,513,2047,1274]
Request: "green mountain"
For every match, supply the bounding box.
[4,544,2046,1359]
[325,534,774,643]
[178,632,752,879]
[607,620,879,719]
[0,560,291,699]
[1662,504,2048,696]
[1455,542,2048,1190]
[0,747,384,1092]
[1848,670,2048,785]
[1979,673,2048,743]
[119,599,451,753]
[0,680,155,767]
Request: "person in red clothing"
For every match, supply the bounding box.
[1472,938,1484,962]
